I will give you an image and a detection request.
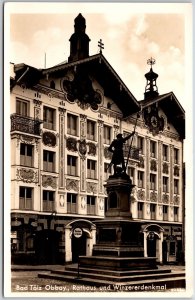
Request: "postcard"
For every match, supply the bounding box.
[4,2,193,298]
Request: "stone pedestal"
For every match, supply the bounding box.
[105,173,133,218]
[79,173,157,272]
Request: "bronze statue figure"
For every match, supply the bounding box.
[108,132,135,175]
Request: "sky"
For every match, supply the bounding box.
[7,2,192,109]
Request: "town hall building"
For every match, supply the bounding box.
[10,14,185,265]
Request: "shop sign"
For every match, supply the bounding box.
[73,227,83,238]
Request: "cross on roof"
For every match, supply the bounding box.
[147,57,156,66]
[98,39,104,53]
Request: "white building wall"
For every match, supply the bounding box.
[10,73,184,226]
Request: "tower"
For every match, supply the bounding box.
[144,57,159,99]
[68,13,91,62]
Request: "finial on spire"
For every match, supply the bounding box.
[98,39,104,53]
[147,57,156,67]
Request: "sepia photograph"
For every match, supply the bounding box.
[4,2,193,297]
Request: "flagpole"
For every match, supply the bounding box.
[125,113,140,171]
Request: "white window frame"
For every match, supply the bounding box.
[163,176,169,193]
[43,190,55,211]
[67,155,77,176]
[20,143,34,167]
[87,120,96,141]
[43,150,55,172]
[103,125,111,144]
[67,113,78,136]
[87,159,97,179]
[87,195,96,215]
[19,187,33,210]
[16,98,30,116]
[67,193,77,213]
[43,106,56,130]
[138,171,144,188]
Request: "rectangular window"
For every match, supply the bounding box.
[67,114,78,136]
[19,187,33,210]
[67,155,77,176]
[87,120,96,141]
[138,136,144,154]
[127,167,135,184]
[16,98,29,116]
[43,106,55,130]
[43,190,55,212]
[150,204,156,220]
[104,163,112,180]
[163,176,169,192]
[20,143,33,167]
[138,171,144,188]
[163,145,168,161]
[174,148,179,164]
[138,202,144,219]
[174,179,179,194]
[87,195,96,215]
[103,125,111,144]
[87,159,96,179]
[43,150,55,172]
[150,174,156,190]
[174,207,179,222]
[67,193,77,213]
[150,141,157,158]
[163,205,168,221]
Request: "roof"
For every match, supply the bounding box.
[42,53,140,117]
[11,63,42,89]
[139,92,185,139]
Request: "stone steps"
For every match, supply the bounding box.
[52,268,184,282]
[65,265,172,276]
[38,271,185,289]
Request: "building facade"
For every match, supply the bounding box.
[10,14,185,265]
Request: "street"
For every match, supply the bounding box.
[11,271,93,293]
[11,264,186,294]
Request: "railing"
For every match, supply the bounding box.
[123,145,140,161]
[11,113,42,136]
[19,198,32,210]
[138,211,144,219]
[43,201,55,212]
[87,205,95,215]
[67,203,77,214]
[163,213,168,221]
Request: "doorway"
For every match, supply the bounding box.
[147,233,157,257]
[72,232,87,263]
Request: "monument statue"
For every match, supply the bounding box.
[108,132,135,175]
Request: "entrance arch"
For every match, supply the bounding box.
[141,224,164,263]
[64,219,96,263]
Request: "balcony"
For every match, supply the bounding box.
[10,113,42,136]
[124,145,140,161]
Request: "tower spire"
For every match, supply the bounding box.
[68,13,91,63]
[144,57,159,99]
